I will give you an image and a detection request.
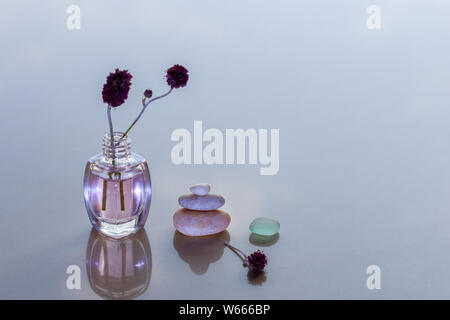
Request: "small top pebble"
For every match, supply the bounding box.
[189,183,211,196]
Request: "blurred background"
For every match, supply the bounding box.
[0,0,450,299]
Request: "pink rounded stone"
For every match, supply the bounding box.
[173,209,231,237]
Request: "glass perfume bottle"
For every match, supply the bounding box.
[83,132,152,238]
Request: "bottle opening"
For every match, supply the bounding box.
[102,132,131,160]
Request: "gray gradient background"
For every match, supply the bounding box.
[1,0,450,299]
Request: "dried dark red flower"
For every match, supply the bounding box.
[247,250,268,273]
[144,89,153,98]
[166,64,189,88]
[102,68,133,107]
[224,243,268,274]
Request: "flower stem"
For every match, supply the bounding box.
[105,105,125,211]
[119,180,125,211]
[120,88,173,139]
[107,105,116,166]
[224,242,248,266]
[101,179,107,211]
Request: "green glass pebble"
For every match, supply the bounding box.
[249,217,280,236]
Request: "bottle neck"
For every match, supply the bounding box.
[102,132,131,162]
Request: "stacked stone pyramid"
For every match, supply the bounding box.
[173,183,231,236]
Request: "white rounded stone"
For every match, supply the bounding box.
[189,183,211,196]
[173,209,231,236]
[178,194,225,211]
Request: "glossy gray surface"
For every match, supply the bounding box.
[1,1,450,299]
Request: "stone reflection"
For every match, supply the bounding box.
[86,228,152,299]
[173,230,230,274]
[249,233,279,247]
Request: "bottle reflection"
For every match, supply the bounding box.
[173,230,230,274]
[86,228,152,299]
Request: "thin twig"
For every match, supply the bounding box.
[107,105,116,166]
[120,88,173,139]
[224,242,248,266]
